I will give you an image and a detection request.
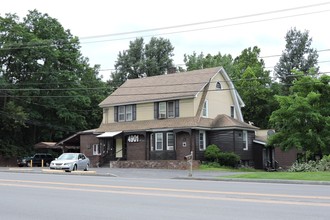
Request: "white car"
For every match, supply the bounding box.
[50,153,90,172]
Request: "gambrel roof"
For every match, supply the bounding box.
[99,66,244,108]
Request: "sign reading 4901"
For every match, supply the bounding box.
[128,135,139,143]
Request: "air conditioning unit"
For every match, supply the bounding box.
[159,113,166,119]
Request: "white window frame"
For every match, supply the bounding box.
[167,101,175,118]
[125,105,133,121]
[118,106,125,122]
[159,102,167,118]
[230,106,235,118]
[93,144,101,155]
[243,130,248,150]
[167,132,174,150]
[155,133,163,151]
[150,133,154,151]
[103,108,108,124]
[199,130,206,151]
[202,100,208,117]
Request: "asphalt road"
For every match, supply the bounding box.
[0,170,330,220]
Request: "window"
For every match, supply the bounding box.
[155,133,163,151]
[103,108,108,124]
[199,130,206,151]
[125,105,132,121]
[202,100,208,117]
[116,105,135,122]
[93,144,101,155]
[216,81,222,89]
[167,101,175,118]
[167,132,174,150]
[150,134,154,151]
[155,100,179,119]
[243,130,248,150]
[118,106,125,122]
[159,102,167,118]
[230,106,235,118]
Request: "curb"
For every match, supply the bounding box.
[174,176,330,185]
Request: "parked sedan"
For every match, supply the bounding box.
[49,153,90,172]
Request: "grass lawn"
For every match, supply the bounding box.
[223,171,330,181]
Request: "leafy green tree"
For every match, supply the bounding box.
[0,10,107,156]
[236,67,273,128]
[232,47,275,128]
[274,27,319,94]
[183,51,234,73]
[112,37,174,87]
[269,71,330,156]
[145,37,174,76]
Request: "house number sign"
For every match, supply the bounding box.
[128,135,139,143]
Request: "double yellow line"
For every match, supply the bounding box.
[1,179,330,207]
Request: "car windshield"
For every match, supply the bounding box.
[58,154,77,160]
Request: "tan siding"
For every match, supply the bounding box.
[206,73,235,118]
[180,98,195,117]
[136,103,154,120]
[193,92,203,116]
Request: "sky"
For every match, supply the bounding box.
[1,0,330,81]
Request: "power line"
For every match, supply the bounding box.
[80,9,330,45]
[80,2,330,40]
[0,3,329,51]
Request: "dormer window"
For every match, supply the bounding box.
[216,81,222,90]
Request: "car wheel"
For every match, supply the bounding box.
[72,164,77,171]
[84,164,89,171]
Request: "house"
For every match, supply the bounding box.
[253,129,298,170]
[81,66,258,168]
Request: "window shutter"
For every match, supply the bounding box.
[154,102,159,119]
[175,100,179,117]
[114,106,118,122]
[132,104,136,120]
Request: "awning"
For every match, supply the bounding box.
[97,131,122,138]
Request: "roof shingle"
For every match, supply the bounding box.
[99,67,222,107]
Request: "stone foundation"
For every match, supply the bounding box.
[110,160,200,170]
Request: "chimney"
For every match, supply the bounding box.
[167,66,177,74]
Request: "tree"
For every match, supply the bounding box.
[232,47,275,128]
[183,51,234,73]
[269,71,330,157]
[183,47,276,128]
[112,37,174,87]
[0,10,107,156]
[274,27,319,94]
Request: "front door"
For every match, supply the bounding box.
[176,132,191,160]
[115,138,123,158]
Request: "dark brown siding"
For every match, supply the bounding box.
[126,135,146,160]
[275,147,298,169]
[208,130,255,165]
[252,143,265,169]
[80,134,99,167]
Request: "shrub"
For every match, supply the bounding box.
[288,155,330,172]
[218,152,240,168]
[204,144,220,162]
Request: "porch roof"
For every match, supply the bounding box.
[97,131,122,138]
